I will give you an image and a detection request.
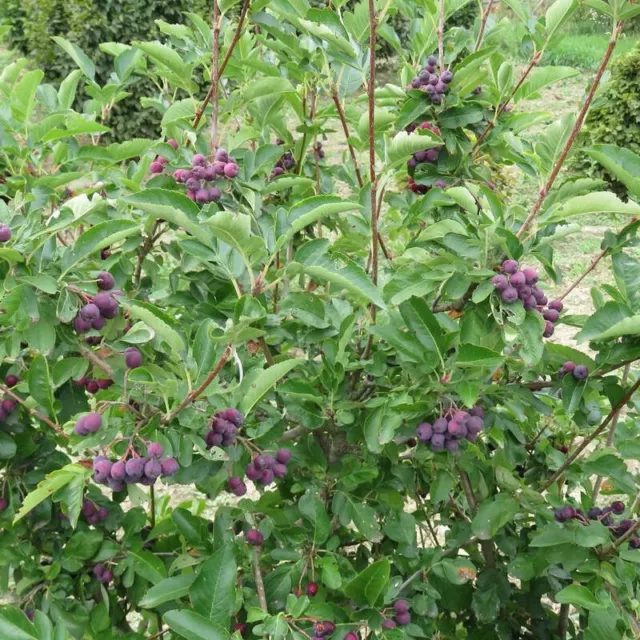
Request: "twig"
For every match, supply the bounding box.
[559,248,608,301]
[149,485,156,529]
[257,337,274,367]
[252,546,268,612]
[161,346,232,425]
[473,51,542,152]
[541,376,640,491]
[210,0,221,152]
[0,384,67,439]
[133,220,161,289]
[517,23,623,239]
[593,362,631,501]
[281,426,303,441]
[606,520,640,552]
[193,0,251,130]
[558,603,570,639]
[331,89,364,189]
[437,0,445,73]
[474,0,495,51]
[81,348,113,377]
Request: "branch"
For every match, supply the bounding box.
[332,89,364,189]
[281,425,303,441]
[161,346,232,425]
[210,0,221,152]
[558,603,570,640]
[517,23,623,239]
[81,347,113,377]
[541,376,640,491]
[0,384,67,439]
[437,0,445,73]
[474,0,495,52]
[472,51,542,152]
[432,284,476,313]
[133,220,161,289]
[192,0,251,130]
[252,547,268,612]
[606,520,640,552]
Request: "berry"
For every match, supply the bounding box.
[245,463,261,481]
[416,422,433,442]
[167,139,179,150]
[611,501,625,515]
[441,70,453,83]
[97,507,109,520]
[0,225,11,242]
[573,365,589,381]
[522,268,538,284]
[246,528,264,546]
[192,154,207,166]
[630,538,640,549]
[233,623,248,636]
[0,497,7,511]
[84,413,102,433]
[97,272,115,290]
[469,405,484,418]
[554,505,576,522]
[510,271,526,287]
[492,274,508,290]
[100,569,113,584]
[93,563,105,578]
[218,408,245,426]
[208,187,222,202]
[124,347,143,369]
[502,287,519,303]
[110,461,126,480]
[125,458,145,480]
[543,309,559,323]
[273,464,288,478]
[93,293,119,319]
[94,460,112,483]
[382,620,396,629]
[161,457,179,477]
[150,161,164,174]
[5,375,18,388]
[80,303,101,322]
[344,634,358,640]
[561,361,576,374]
[224,162,239,178]
[215,148,229,163]
[394,600,410,614]
[427,55,437,66]
[1,399,15,414]
[548,299,564,312]
[147,442,163,459]
[144,459,163,479]
[433,417,448,433]
[306,582,318,596]
[503,260,519,274]
[543,321,554,338]
[275,448,291,464]
[395,612,411,625]
[260,469,274,485]
[195,189,209,204]
[431,433,445,451]
[467,416,483,434]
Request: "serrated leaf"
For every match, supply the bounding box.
[238,359,305,414]
[191,544,236,624]
[124,300,186,356]
[140,574,196,608]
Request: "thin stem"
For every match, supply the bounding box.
[437,0,445,73]
[133,220,161,289]
[210,0,221,152]
[81,347,113,377]
[332,89,364,189]
[474,0,495,51]
[252,547,268,612]
[258,337,274,367]
[517,23,623,240]
[149,485,156,529]
[607,520,640,552]
[161,346,232,425]
[558,603,570,639]
[0,384,67,439]
[193,0,251,130]
[559,248,608,301]
[541,376,640,491]
[593,363,631,501]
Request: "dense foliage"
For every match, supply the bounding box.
[2,0,640,639]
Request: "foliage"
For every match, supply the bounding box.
[543,33,639,69]
[1,0,640,638]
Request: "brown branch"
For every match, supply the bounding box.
[558,603,570,639]
[81,348,113,377]
[332,90,364,189]
[517,23,623,239]
[437,0,445,73]
[252,546,268,612]
[257,337,274,367]
[210,0,221,152]
[161,346,232,425]
[541,376,640,491]
[607,520,640,552]
[192,0,251,130]
[473,51,542,152]
[133,220,161,289]
[0,384,67,439]
[474,0,495,52]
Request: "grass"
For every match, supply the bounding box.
[544,34,639,70]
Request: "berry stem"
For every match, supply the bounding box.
[149,484,156,529]
[161,345,232,425]
[192,0,251,130]
[0,384,66,439]
[517,22,623,240]
[541,376,640,491]
[474,0,495,52]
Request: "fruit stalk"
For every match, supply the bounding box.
[517,22,623,240]
[541,376,640,490]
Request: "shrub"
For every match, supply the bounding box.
[1,0,640,638]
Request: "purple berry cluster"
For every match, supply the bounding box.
[270,150,296,179]
[73,285,121,334]
[246,528,264,546]
[392,600,412,626]
[409,55,453,105]
[74,376,114,394]
[73,412,102,436]
[313,621,336,638]
[243,448,291,489]
[559,361,588,381]
[150,139,179,174]
[205,408,244,449]
[93,563,113,585]
[81,498,108,525]
[92,443,179,491]
[0,397,16,422]
[491,260,564,338]
[416,406,485,453]
[173,149,238,204]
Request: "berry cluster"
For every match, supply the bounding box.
[149,138,179,174]
[93,563,113,585]
[559,361,588,381]
[270,150,296,179]
[74,377,114,394]
[205,408,244,449]
[409,55,453,105]
[391,600,412,626]
[174,149,239,204]
[92,443,179,491]
[492,260,564,337]
[416,406,484,453]
[406,121,446,194]
[81,498,108,525]
[73,412,102,436]
[0,224,11,243]
[73,279,121,334]
[246,528,264,546]
[0,397,16,422]
[313,621,336,638]
[243,448,291,488]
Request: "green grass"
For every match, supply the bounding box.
[544,35,639,70]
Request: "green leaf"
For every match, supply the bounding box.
[130,550,167,584]
[122,190,212,248]
[238,359,305,414]
[548,192,640,223]
[514,66,580,103]
[191,545,236,625]
[124,300,186,357]
[241,78,295,105]
[52,37,95,80]
[545,0,578,39]
[343,559,390,607]
[0,248,24,265]
[162,99,198,126]
[140,574,196,608]
[398,297,445,368]
[164,609,228,640]
[11,70,44,123]
[60,220,140,278]
[471,495,520,540]
[387,131,441,164]
[576,302,632,342]
[0,433,16,460]
[457,343,504,368]
[587,144,640,201]
[555,585,604,611]
[135,42,188,78]
[0,606,38,639]
[519,312,545,365]
[364,404,403,453]
[28,355,56,419]
[206,211,264,270]
[299,492,331,544]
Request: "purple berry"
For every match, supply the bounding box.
[245,463,261,481]
[573,365,588,381]
[228,476,243,491]
[275,448,291,464]
[260,469,274,485]
[0,225,11,243]
[224,162,239,178]
[150,161,163,174]
[587,507,602,520]
[273,463,288,478]
[93,293,119,319]
[433,417,448,433]
[246,528,264,546]
[431,433,445,451]
[416,422,433,442]
[195,189,209,204]
[441,70,453,83]
[611,501,625,515]
[147,442,163,459]
[469,405,484,418]
[503,259,519,274]
[124,347,143,369]
[522,268,538,284]
[466,416,483,434]
[208,187,222,202]
[94,460,112,483]
[492,274,508,290]
[543,309,559,323]
[502,287,519,303]
[543,321,554,338]
[5,375,18,388]
[548,300,564,312]
[215,148,229,163]
[1,399,15,414]
[125,458,145,480]
[192,154,207,166]
[427,54,437,66]
[110,461,126,480]
[510,272,526,287]
[306,582,318,597]
[395,612,411,625]
[96,272,115,290]
[144,459,162,479]
[161,457,179,477]
[394,600,410,614]
[97,507,108,520]
[82,500,96,517]
[0,497,7,511]
[84,412,102,433]
[80,303,100,322]
[382,620,396,629]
